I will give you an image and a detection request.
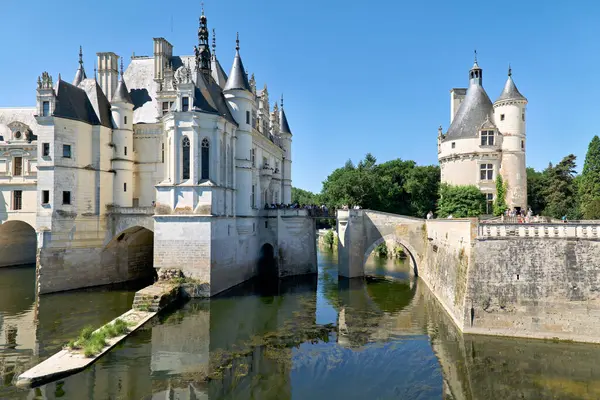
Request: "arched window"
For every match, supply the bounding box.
[182,136,190,180]
[201,138,210,180]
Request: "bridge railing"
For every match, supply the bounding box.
[477,223,600,239]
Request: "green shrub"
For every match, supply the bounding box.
[324,230,335,249]
[394,247,406,259]
[374,242,388,258]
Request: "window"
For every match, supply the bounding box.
[251,184,256,208]
[451,142,456,149]
[42,143,50,157]
[480,163,493,181]
[14,131,21,139]
[63,144,71,158]
[13,157,22,176]
[182,136,190,180]
[124,146,127,156]
[182,97,189,112]
[42,101,50,117]
[42,190,50,204]
[62,191,71,205]
[162,101,169,116]
[246,111,250,124]
[481,130,494,146]
[485,193,493,214]
[124,116,127,125]
[521,140,524,150]
[251,148,256,167]
[201,138,210,180]
[13,190,22,210]
[522,113,525,121]
[500,114,505,121]
[161,143,165,163]
[124,182,127,192]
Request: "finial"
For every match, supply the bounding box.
[58,73,61,81]
[508,63,512,77]
[236,32,240,51]
[94,62,97,80]
[201,1,204,15]
[212,28,216,53]
[78,46,83,67]
[120,58,124,77]
[281,93,284,108]
[474,49,478,63]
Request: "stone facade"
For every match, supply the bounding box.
[0,9,313,296]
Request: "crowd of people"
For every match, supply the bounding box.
[264,203,336,217]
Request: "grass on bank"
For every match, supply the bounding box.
[66,319,132,357]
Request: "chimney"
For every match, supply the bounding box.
[97,52,119,100]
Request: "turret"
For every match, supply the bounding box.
[36,72,55,120]
[111,59,134,207]
[494,65,528,210]
[279,95,293,204]
[224,33,254,215]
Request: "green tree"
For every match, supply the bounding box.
[579,136,600,219]
[543,154,580,219]
[404,165,440,218]
[493,175,508,216]
[527,167,546,215]
[291,187,319,205]
[436,184,485,218]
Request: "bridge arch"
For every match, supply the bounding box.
[102,225,156,283]
[257,242,278,279]
[363,234,419,277]
[0,220,36,267]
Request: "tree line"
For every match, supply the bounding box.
[292,135,600,220]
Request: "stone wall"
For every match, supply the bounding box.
[465,237,600,342]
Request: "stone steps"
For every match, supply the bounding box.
[132,283,180,312]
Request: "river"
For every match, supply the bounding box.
[2,250,600,399]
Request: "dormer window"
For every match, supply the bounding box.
[42,101,50,117]
[182,97,189,112]
[481,130,494,146]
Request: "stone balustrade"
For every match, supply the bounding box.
[477,223,600,239]
[261,209,309,217]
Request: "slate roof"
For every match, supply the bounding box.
[223,50,251,92]
[125,55,237,125]
[73,66,86,86]
[211,55,228,89]
[445,83,493,140]
[280,108,292,135]
[495,75,526,103]
[53,79,113,128]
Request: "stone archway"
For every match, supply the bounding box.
[363,234,419,277]
[0,220,36,267]
[103,226,156,283]
[258,243,278,279]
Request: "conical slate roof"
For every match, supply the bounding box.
[211,56,229,89]
[495,74,526,103]
[280,108,292,135]
[445,83,493,140]
[112,79,133,104]
[73,67,86,87]
[224,48,250,92]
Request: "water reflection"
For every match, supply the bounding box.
[5,252,600,399]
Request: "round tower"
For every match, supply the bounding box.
[223,33,255,215]
[111,59,134,207]
[493,66,528,211]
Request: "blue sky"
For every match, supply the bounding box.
[0,0,598,193]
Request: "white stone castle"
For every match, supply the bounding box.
[0,10,316,295]
[438,54,528,214]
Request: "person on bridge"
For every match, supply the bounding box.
[427,211,434,220]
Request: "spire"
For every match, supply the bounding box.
[194,5,211,74]
[112,57,133,104]
[469,51,482,86]
[73,45,87,86]
[212,28,216,56]
[236,32,240,51]
[223,33,251,91]
[495,65,526,103]
[279,94,292,135]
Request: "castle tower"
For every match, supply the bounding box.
[494,66,528,210]
[279,95,293,204]
[97,52,119,101]
[224,33,254,215]
[73,46,87,86]
[111,59,134,207]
